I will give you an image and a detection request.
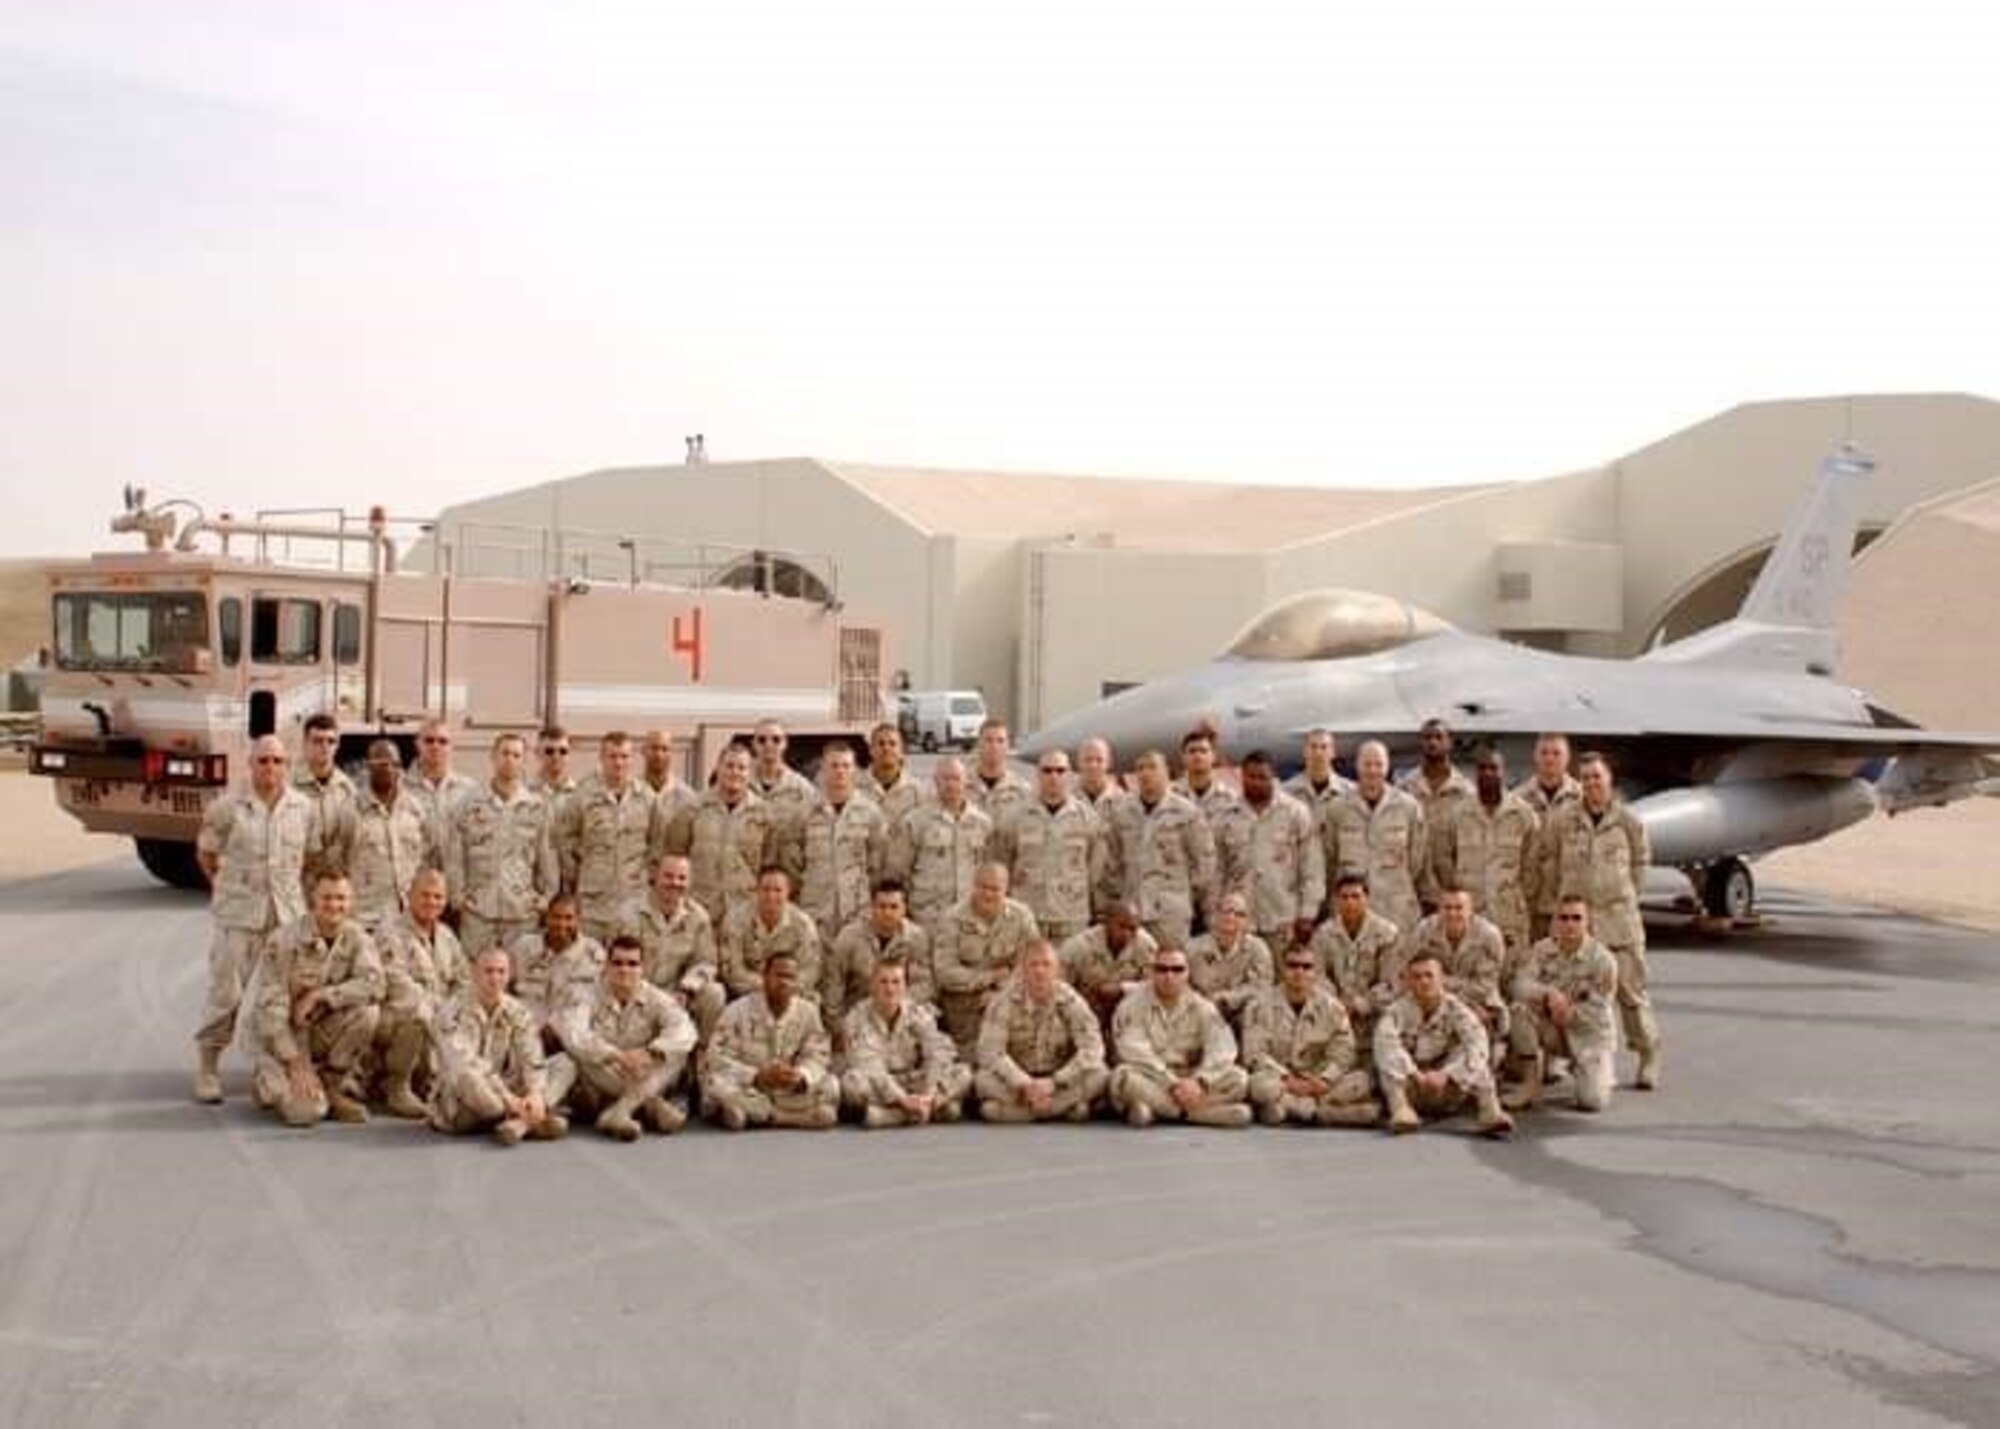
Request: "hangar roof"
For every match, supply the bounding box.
[822,461,1491,551]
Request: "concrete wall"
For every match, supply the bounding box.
[1021,547,1272,729]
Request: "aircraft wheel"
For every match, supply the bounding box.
[920,733,938,753]
[1703,857,1754,921]
[135,837,209,891]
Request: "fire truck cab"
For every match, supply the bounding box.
[31,490,889,888]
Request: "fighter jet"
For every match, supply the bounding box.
[1020,447,2000,919]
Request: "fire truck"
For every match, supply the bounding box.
[29,489,890,888]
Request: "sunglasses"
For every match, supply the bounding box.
[253,757,287,765]
[753,735,784,746]
[1152,964,1189,975]
[1555,913,1586,922]
[419,736,450,745]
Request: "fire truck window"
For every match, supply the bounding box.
[219,598,242,667]
[52,591,209,672]
[333,604,362,665]
[250,598,323,664]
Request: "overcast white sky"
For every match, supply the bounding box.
[4,2,1996,556]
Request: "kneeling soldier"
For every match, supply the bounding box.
[255,873,384,1128]
[839,960,971,1127]
[547,934,699,1139]
[1243,948,1379,1127]
[1505,895,1620,1113]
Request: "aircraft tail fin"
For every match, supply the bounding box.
[1645,445,1872,675]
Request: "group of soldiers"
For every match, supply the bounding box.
[189,708,1660,1143]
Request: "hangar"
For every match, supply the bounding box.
[427,392,2000,734]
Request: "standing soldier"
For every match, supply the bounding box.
[1184,891,1273,1030]
[1074,737,1127,820]
[747,719,817,849]
[1242,946,1380,1127]
[1105,750,1216,951]
[1326,741,1426,957]
[823,879,934,1031]
[346,739,429,928]
[192,734,316,1104]
[791,741,888,946]
[967,718,1033,822]
[1307,871,1404,1053]
[839,960,970,1128]
[932,862,1041,1051]
[720,865,824,1002]
[546,934,699,1139]
[447,732,559,960]
[1109,949,1253,1128]
[890,757,992,934]
[701,952,839,1131]
[1436,747,1540,964]
[975,939,1110,1123]
[1283,729,1351,852]
[554,730,656,941]
[372,867,462,1119]
[1058,901,1158,1029]
[403,718,477,870]
[1211,750,1322,955]
[294,712,357,888]
[1537,750,1662,1089]
[663,743,770,925]
[1397,718,1475,900]
[532,725,577,800]
[639,728,699,831]
[1505,896,1621,1113]
[430,946,566,1145]
[253,872,384,1128]
[1172,726,1240,824]
[624,855,725,1041]
[862,722,927,828]
[993,748,1103,943]
[1514,732,1582,942]
[1374,953,1513,1138]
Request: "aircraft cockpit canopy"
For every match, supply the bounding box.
[1223,589,1453,662]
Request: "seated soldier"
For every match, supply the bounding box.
[1058,901,1158,1029]
[1307,871,1403,1053]
[255,872,385,1128]
[932,862,1041,1052]
[839,960,971,1128]
[718,865,824,1003]
[1108,949,1252,1128]
[1505,895,1620,1113]
[431,946,568,1145]
[370,867,462,1119]
[701,952,839,1130]
[1409,887,1510,1046]
[507,892,605,1046]
[1373,952,1513,1138]
[976,939,1110,1123]
[547,934,699,1139]
[1242,946,1380,1127]
[1185,891,1274,1029]
[824,878,935,1033]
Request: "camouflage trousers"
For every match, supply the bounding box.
[254,1004,380,1126]
[195,925,272,1054]
[973,1065,1108,1121]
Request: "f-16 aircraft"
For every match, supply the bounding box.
[1020,447,2000,920]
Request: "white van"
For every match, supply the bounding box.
[901,689,988,751]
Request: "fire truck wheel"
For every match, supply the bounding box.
[135,838,210,891]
